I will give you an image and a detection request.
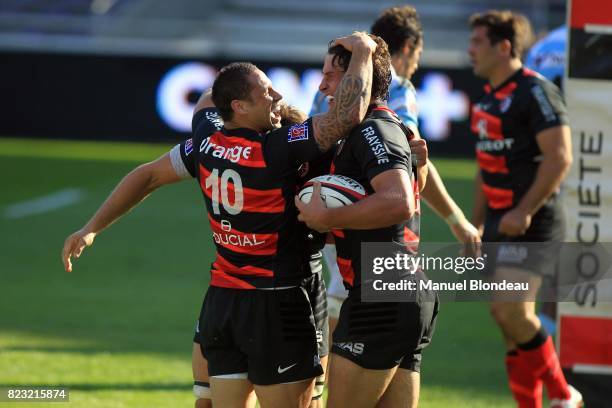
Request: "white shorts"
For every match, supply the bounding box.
[322,244,348,319]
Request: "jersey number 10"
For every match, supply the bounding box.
[205,168,244,215]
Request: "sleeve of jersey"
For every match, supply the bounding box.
[388,84,419,128]
[527,80,569,135]
[172,137,198,179]
[191,107,224,134]
[264,117,322,169]
[353,121,411,182]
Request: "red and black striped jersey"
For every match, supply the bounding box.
[174,108,323,289]
[329,105,420,290]
[471,68,569,210]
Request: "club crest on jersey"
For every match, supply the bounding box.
[288,124,308,143]
[184,138,194,155]
[499,96,513,113]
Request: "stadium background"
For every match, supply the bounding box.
[1,0,609,407]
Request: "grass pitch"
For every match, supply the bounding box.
[0,138,514,407]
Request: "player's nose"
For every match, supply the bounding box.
[467,45,476,59]
[318,79,327,93]
[271,88,283,102]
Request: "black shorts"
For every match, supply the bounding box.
[196,279,324,385]
[331,288,438,372]
[194,269,329,358]
[303,267,329,358]
[483,200,565,276]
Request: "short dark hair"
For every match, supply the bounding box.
[327,34,392,102]
[370,6,423,56]
[469,10,534,59]
[212,62,258,121]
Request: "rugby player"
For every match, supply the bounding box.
[191,103,329,408]
[296,38,438,408]
[467,11,582,408]
[311,5,480,341]
[62,31,377,408]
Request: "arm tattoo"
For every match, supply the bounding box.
[313,65,371,151]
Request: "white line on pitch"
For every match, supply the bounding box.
[4,188,84,219]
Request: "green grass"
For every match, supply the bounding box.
[0,138,514,407]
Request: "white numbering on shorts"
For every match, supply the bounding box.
[204,168,244,215]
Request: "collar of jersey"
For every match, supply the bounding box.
[391,65,398,82]
[220,126,263,140]
[487,67,524,93]
[390,65,410,87]
[367,103,398,120]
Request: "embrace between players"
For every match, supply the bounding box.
[63,30,434,407]
[62,5,581,408]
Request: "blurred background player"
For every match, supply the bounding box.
[467,10,581,408]
[311,4,480,342]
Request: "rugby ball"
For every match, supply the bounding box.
[299,175,366,208]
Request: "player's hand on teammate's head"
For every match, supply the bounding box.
[332,31,377,53]
[295,182,331,233]
[62,229,96,273]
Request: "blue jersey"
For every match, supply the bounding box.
[387,76,419,129]
[525,26,566,86]
[309,70,419,129]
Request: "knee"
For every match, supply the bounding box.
[490,303,514,327]
[490,302,533,328]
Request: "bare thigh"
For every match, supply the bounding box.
[326,353,397,408]
[254,378,315,408]
[376,368,420,408]
[210,377,256,408]
[193,343,256,408]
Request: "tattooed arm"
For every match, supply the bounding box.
[312,32,377,151]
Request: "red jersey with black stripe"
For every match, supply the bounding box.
[329,105,420,290]
[471,68,568,210]
[178,108,323,289]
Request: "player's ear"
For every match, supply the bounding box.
[497,39,513,58]
[231,99,249,116]
[401,39,412,56]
